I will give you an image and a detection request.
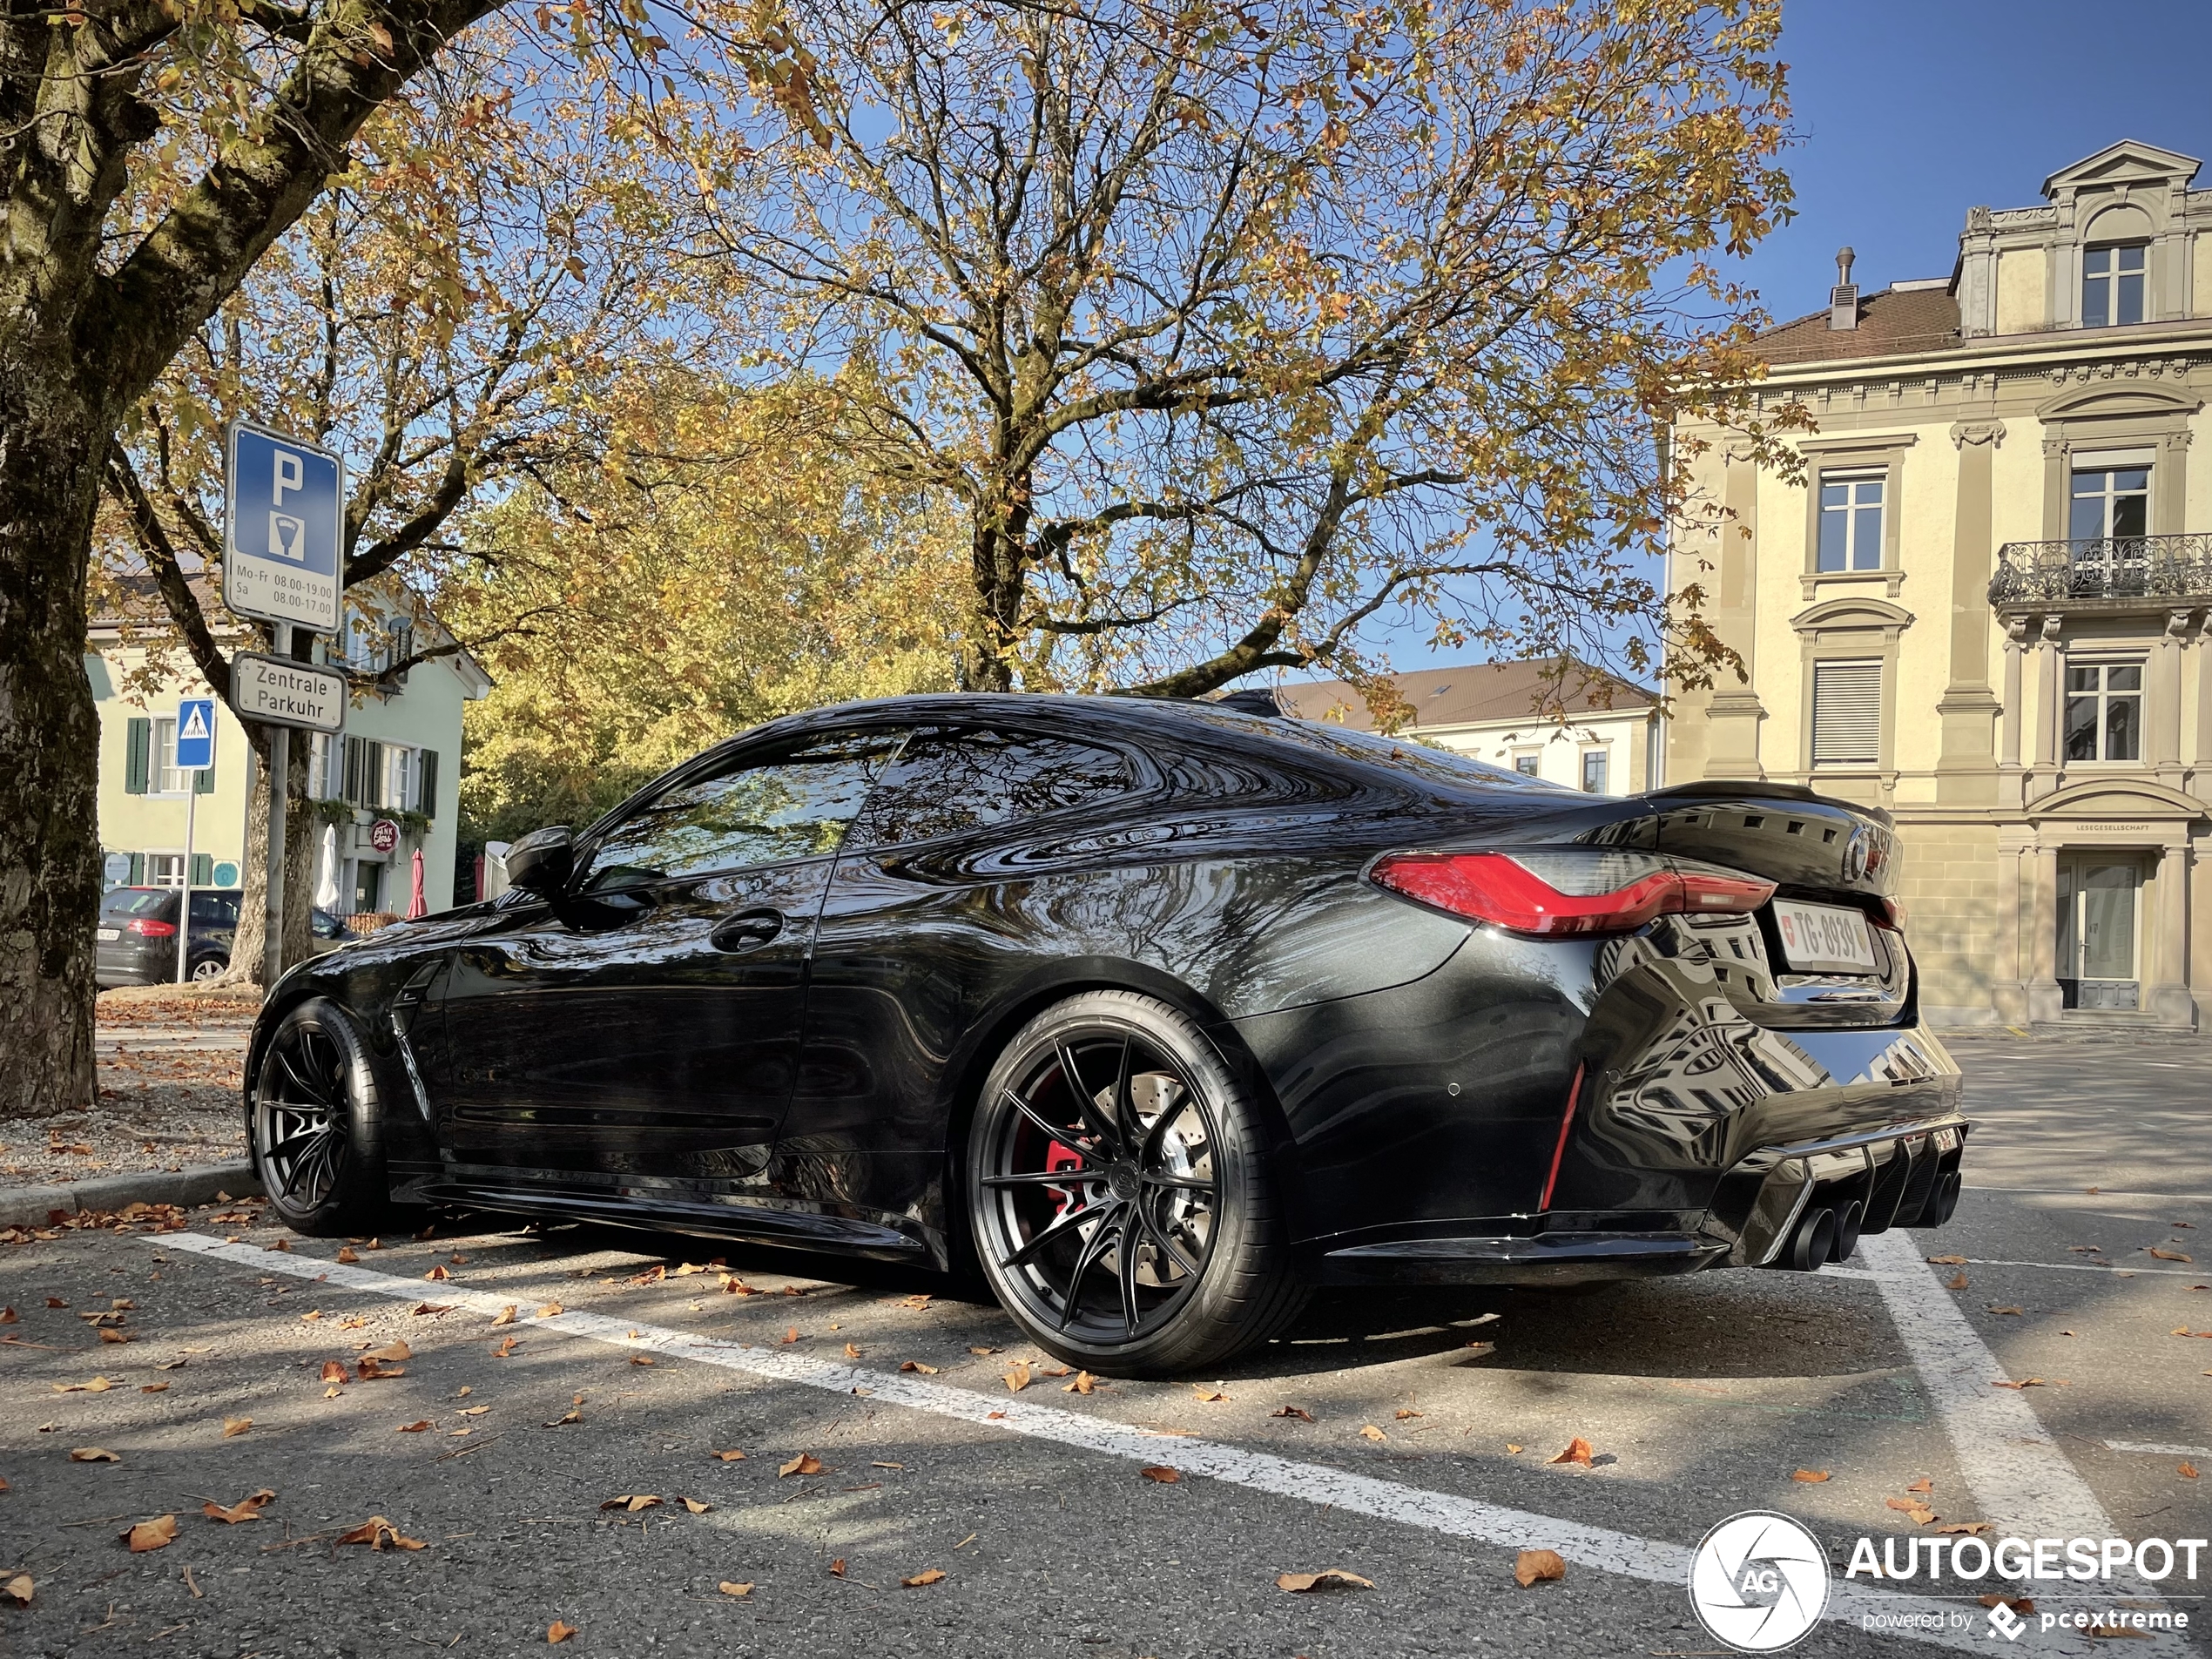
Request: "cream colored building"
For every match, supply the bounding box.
[91,578,489,918]
[1666,139,2212,1029]
[1276,658,1658,794]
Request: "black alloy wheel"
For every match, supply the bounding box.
[251,998,392,1235]
[967,991,1305,1375]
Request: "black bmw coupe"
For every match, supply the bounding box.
[246,693,1966,1373]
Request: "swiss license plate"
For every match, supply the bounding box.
[96,927,120,941]
[1771,900,1877,973]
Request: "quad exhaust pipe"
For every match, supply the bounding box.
[1775,1170,1959,1271]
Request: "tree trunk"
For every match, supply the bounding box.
[224,732,315,988]
[0,374,106,1117]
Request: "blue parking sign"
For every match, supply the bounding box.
[175,698,216,771]
[223,422,344,631]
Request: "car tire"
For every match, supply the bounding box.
[188,955,226,983]
[249,997,395,1237]
[965,990,1306,1377]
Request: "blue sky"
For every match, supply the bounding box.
[1353,0,2212,679]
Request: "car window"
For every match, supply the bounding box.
[102,889,171,918]
[189,893,239,925]
[582,732,904,892]
[850,729,1134,849]
[1264,718,1560,791]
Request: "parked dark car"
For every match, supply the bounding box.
[98,887,357,987]
[243,694,1966,1373]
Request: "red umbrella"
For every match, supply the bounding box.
[408,847,428,919]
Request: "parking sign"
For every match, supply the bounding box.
[223,422,343,631]
[175,697,216,771]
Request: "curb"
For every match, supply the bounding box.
[0,1163,262,1230]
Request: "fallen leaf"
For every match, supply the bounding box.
[1394,1409,1422,1421]
[334,1515,428,1550]
[70,1447,119,1462]
[139,1382,167,1394]
[1271,1406,1313,1422]
[300,1310,322,1323]
[629,1354,655,1367]
[1993,1378,2052,1389]
[900,1359,938,1374]
[968,1345,1000,1356]
[631,1265,667,1285]
[1139,1466,1181,1483]
[424,1265,450,1281]
[1987,1306,2024,1317]
[1936,1522,1993,1535]
[1192,1386,1227,1402]
[336,1247,359,1264]
[364,1341,412,1362]
[221,1417,251,1439]
[2087,1622,2153,1640]
[873,1461,905,1470]
[779,1327,801,1345]
[458,1406,489,1417]
[828,1557,846,1577]
[44,1298,65,1309]
[492,1305,517,1326]
[397,1420,434,1433]
[1925,1255,1966,1265]
[709,1449,745,1461]
[898,1294,932,1310]
[1278,1568,1376,1594]
[1946,1272,1969,1291]
[320,1361,347,1384]
[1064,1372,1096,1395]
[1981,1595,2036,1614]
[1514,1549,1567,1588]
[844,1343,862,1359]
[121,1514,178,1553]
[1886,1498,1938,1525]
[202,1490,276,1524]
[548,1621,578,1643]
[2182,1463,2201,1480]
[1035,1364,1071,1378]
[1359,1424,1387,1443]
[672,1262,709,1277]
[1506,1444,1524,1454]
[678,1497,711,1514]
[717,1581,753,1597]
[545,1409,583,1427]
[51,1377,111,1394]
[1791,1470,1831,1483]
[900,1568,946,1588]
[1906,1478,1933,1494]
[0,1307,12,1324]
[270,1238,291,1251]
[598,1494,662,1513]
[1549,1437,1595,1467]
[0,1573,29,1607]
[1003,1362,1031,1393]
[98,1328,131,1345]
[2148,1249,2193,1263]
[778,1453,823,1479]
[536,1303,563,1318]
[355,1358,405,1380]
[410,1303,450,1317]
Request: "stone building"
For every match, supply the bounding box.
[1665,139,2212,1029]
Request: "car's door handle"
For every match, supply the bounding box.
[711,908,785,953]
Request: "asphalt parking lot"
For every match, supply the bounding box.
[2,1034,2209,1657]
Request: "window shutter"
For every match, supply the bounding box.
[417,749,438,819]
[125,717,151,794]
[343,736,368,806]
[1812,660,1883,765]
[194,761,215,795]
[191,853,213,886]
[127,853,145,885]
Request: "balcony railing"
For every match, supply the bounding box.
[1989,533,2212,606]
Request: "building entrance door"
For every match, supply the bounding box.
[2057,856,2141,1010]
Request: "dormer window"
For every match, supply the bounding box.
[2080,243,2145,327]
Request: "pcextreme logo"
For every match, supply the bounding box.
[1689,1511,1831,1652]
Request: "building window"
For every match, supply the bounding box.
[2064,662,2142,762]
[1514,753,1540,778]
[1811,659,1881,767]
[143,853,185,888]
[2069,467,2149,542]
[1817,472,1884,571]
[2081,244,2146,328]
[150,718,187,794]
[1581,751,1608,792]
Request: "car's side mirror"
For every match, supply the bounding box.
[504,826,575,895]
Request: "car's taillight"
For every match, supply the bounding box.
[1368,850,1775,938]
[126,918,178,938]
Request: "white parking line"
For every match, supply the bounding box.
[160,1231,2026,1654]
[2105,1440,2212,1460]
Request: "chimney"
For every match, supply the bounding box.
[1828,246,1858,331]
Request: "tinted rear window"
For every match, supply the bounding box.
[190,893,240,925]
[102,889,172,918]
[853,730,1133,848]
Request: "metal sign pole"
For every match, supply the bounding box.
[177,781,197,984]
[262,622,291,987]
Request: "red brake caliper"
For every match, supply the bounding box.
[1043,1140,1083,1216]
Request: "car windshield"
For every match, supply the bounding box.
[102,888,172,918]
